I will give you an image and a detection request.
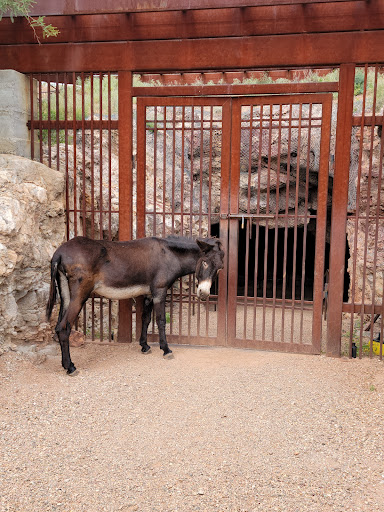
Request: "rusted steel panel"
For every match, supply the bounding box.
[3,3,384,45]
[132,82,339,97]
[23,0,363,17]
[2,31,384,73]
[326,63,355,357]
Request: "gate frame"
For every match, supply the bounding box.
[132,84,336,349]
[225,93,333,354]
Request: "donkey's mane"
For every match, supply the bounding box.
[165,235,218,253]
[165,236,200,252]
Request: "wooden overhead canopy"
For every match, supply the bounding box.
[0,0,384,73]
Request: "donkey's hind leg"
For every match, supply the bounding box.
[56,294,87,375]
[153,290,173,358]
[139,297,153,354]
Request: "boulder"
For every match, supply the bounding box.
[0,154,65,351]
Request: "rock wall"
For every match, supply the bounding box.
[0,154,65,352]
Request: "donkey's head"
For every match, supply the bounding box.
[195,238,224,301]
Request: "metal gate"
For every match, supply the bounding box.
[136,94,332,351]
[136,97,230,345]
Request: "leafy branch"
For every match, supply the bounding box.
[0,0,59,43]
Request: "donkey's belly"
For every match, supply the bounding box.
[94,284,151,300]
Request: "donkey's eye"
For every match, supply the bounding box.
[202,261,209,270]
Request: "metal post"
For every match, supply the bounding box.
[118,70,133,342]
[326,63,355,357]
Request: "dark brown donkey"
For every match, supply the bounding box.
[46,236,224,374]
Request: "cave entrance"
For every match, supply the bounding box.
[237,220,319,301]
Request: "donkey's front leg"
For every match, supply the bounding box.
[153,291,173,359]
[139,296,153,354]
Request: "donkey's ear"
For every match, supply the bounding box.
[196,238,215,253]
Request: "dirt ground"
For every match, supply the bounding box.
[1,341,384,512]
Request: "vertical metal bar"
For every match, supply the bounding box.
[47,75,52,168]
[253,104,264,340]
[349,65,368,357]
[187,107,195,337]
[218,99,231,343]
[108,72,113,241]
[271,104,283,341]
[299,103,312,344]
[180,106,185,235]
[153,105,158,236]
[81,72,86,236]
[197,107,204,336]
[100,72,104,240]
[179,106,185,335]
[243,105,253,339]
[171,106,176,234]
[99,73,104,342]
[72,72,77,237]
[38,75,43,164]
[108,72,113,342]
[90,73,95,239]
[199,105,204,237]
[327,63,355,357]
[30,74,35,161]
[55,73,60,173]
[64,74,69,240]
[87,74,96,340]
[227,98,241,343]
[81,73,87,334]
[281,104,293,342]
[118,71,134,343]
[290,103,303,344]
[169,106,176,336]
[262,104,273,341]
[163,105,167,238]
[205,106,215,338]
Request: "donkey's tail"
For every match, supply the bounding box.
[46,255,60,321]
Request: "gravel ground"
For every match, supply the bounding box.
[1,342,384,512]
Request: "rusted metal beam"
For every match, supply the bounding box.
[342,303,384,315]
[1,31,384,73]
[2,2,384,45]
[326,63,355,357]
[131,83,339,97]
[22,0,366,16]
[117,70,133,342]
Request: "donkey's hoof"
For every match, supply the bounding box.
[141,347,152,355]
[67,365,78,376]
[163,351,174,360]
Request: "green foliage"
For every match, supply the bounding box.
[354,68,366,96]
[0,0,59,42]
